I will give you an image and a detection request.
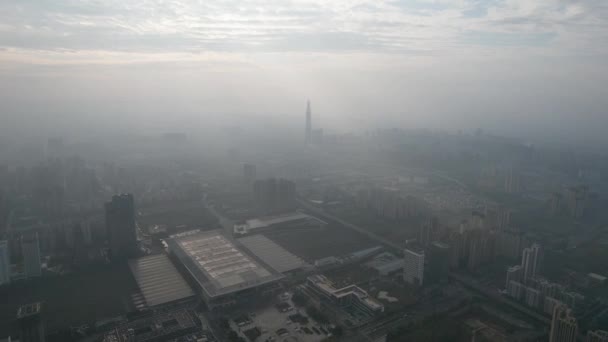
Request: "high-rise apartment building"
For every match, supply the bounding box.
[522,243,542,284]
[505,265,522,289]
[105,194,137,260]
[549,305,578,342]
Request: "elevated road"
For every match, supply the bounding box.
[449,273,551,325]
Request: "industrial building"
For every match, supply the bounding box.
[365,252,403,276]
[128,254,195,309]
[166,230,283,310]
[233,212,325,236]
[237,234,310,274]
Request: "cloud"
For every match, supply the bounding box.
[0,0,605,65]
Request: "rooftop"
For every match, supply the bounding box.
[238,235,310,273]
[167,230,283,298]
[234,212,325,235]
[307,275,383,312]
[404,244,425,256]
[128,254,194,307]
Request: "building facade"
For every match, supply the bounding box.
[427,241,450,285]
[522,244,542,284]
[21,233,41,278]
[0,240,10,285]
[105,194,137,260]
[17,302,45,342]
[549,305,578,342]
[403,245,425,286]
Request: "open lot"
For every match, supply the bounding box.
[231,297,330,342]
[138,201,219,231]
[264,222,376,262]
[0,262,137,336]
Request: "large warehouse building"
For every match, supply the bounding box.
[166,230,284,310]
[128,254,195,310]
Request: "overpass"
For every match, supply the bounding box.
[449,273,551,325]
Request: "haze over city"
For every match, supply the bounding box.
[1,0,608,143]
[2,1,608,342]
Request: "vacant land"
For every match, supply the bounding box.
[138,201,219,231]
[264,223,376,262]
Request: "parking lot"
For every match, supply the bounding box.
[231,296,333,342]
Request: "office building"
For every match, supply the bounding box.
[427,241,450,285]
[105,194,137,260]
[587,330,608,342]
[21,233,42,278]
[17,302,45,342]
[0,240,10,285]
[522,244,542,284]
[549,305,578,342]
[305,100,312,145]
[403,244,425,286]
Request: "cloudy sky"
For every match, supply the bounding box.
[1,0,607,142]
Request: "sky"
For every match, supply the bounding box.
[1,0,607,143]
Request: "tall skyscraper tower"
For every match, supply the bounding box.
[105,194,137,260]
[21,233,41,278]
[549,305,578,342]
[17,302,45,342]
[305,100,312,145]
[0,240,10,285]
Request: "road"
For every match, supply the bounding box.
[449,273,551,325]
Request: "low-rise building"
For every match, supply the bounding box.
[306,274,384,317]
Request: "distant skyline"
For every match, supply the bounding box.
[1,0,608,145]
